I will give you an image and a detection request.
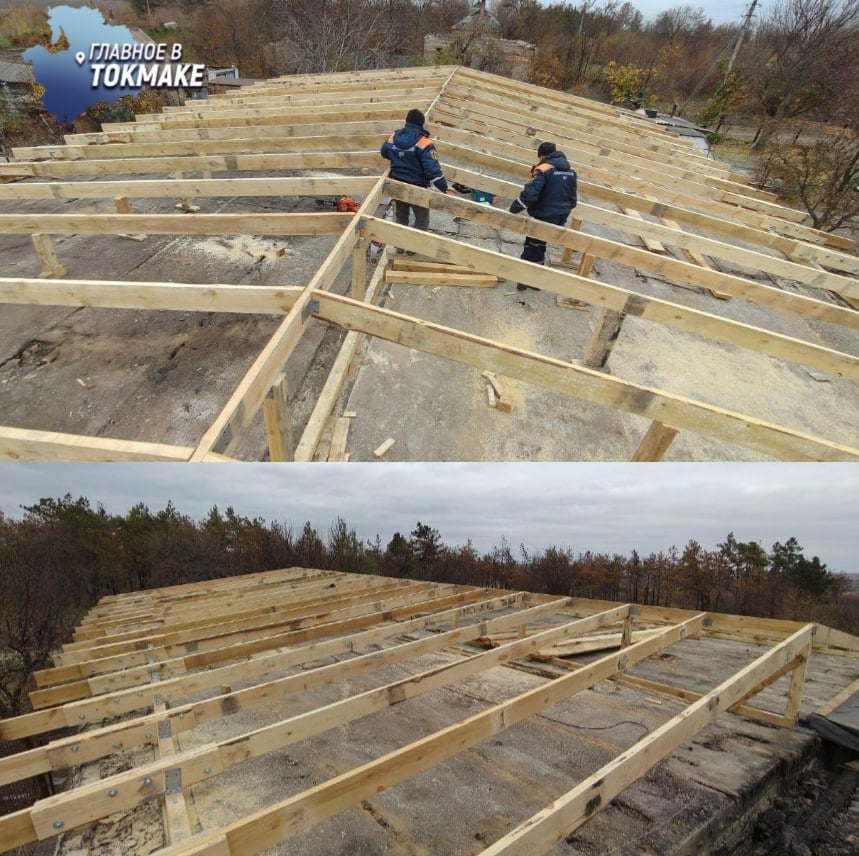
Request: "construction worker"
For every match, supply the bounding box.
[509,141,577,291]
[381,109,449,244]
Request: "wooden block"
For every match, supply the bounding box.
[631,421,679,462]
[481,370,513,412]
[622,208,666,253]
[577,252,595,277]
[481,370,503,399]
[373,438,395,458]
[486,383,497,408]
[343,411,358,418]
[556,296,590,311]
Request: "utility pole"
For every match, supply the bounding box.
[726,0,758,74]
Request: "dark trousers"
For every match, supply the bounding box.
[521,212,569,264]
[394,199,429,231]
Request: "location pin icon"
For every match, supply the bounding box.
[75,51,86,65]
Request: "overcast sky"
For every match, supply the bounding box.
[628,0,767,27]
[0,463,855,571]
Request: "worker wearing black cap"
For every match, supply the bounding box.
[381,109,449,238]
[509,141,577,290]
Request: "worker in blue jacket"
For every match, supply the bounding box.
[509,141,577,290]
[381,109,449,238]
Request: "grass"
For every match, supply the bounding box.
[710,137,759,172]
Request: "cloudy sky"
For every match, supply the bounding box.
[0,463,855,571]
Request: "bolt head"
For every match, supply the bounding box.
[108,788,118,797]
[53,820,64,830]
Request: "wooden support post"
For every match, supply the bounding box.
[154,696,193,844]
[262,373,294,462]
[31,233,67,278]
[560,218,582,265]
[173,170,200,212]
[784,650,810,725]
[620,614,633,648]
[582,308,625,369]
[631,421,679,462]
[352,237,367,301]
[114,195,147,241]
[577,252,595,277]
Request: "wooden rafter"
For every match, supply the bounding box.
[0,65,855,462]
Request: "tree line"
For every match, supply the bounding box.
[123,0,859,231]
[0,495,855,718]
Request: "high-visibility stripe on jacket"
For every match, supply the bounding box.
[515,150,577,219]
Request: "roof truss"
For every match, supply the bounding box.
[1,567,856,853]
[0,66,857,461]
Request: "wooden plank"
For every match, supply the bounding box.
[385,271,499,287]
[631,421,679,462]
[15,132,390,160]
[0,176,379,202]
[0,426,199,463]
[0,212,352,237]
[0,151,383,179]
[815,675,859,718]
[612,674,791,727]
[479,624,815,856]
[327,417,351,462]
[373,438,396,458]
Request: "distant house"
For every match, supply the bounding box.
[424,1,534,81]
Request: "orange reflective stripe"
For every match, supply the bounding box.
[533,162,553,173]
[415,137,433,149]
[387,134,395,143]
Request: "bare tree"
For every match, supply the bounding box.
[739,0,859,150]
[267,0,415,74]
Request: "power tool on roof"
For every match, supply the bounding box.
[315,196,360,213]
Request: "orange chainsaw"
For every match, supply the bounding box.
[315,196,360,213]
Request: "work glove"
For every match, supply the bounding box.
[509,199,525,214]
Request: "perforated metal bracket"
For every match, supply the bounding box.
[165,768,182,795]
[185,641,198,653]
[301,298,319,322]
[158,719,172,740]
